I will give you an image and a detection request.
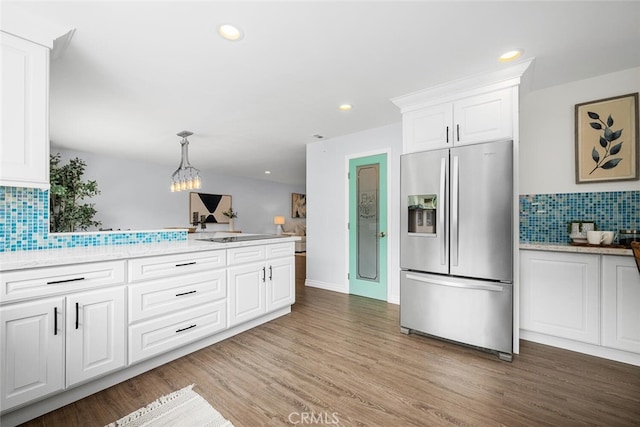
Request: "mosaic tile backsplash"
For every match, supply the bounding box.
[0,186,187,252]
[520,190,639,244]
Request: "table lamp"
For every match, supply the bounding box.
[274,216,285,235]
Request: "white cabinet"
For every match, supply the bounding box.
[0,297,64,410]
[0,261,126,411]
[227,243,295,327]
[0,31,50,188]
[127,250,228,364]
[66,287,126,387]
[602,255,640,354]
[520,250,600,344]
[401,87,513,153]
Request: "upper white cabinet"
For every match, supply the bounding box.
[602,255,640,354]
[401,88,513,152]
[0,31,50,188]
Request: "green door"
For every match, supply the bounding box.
[349,153,388,300]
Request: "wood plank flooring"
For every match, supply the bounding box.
[22,277,640,426]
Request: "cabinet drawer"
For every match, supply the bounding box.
[128,301,227,364]
[267,242,295,259]
[227,245,266,266]
[1,261,126,303]
[129,270,226,322]
[128,250,226,282]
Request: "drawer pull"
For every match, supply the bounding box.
[47,277,85,285]
[175,290,197,297]
[176,324,196,333]
[75,302,79,329]
[175,261,196,267]
[54,307,58,335]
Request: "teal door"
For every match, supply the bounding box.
[349,153,388,300]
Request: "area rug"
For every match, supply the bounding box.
[105,384,234,427]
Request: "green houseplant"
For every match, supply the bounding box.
[49,153,101,232]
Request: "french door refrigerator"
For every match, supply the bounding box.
[400,139,513,360]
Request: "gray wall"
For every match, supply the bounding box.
[51,147,305,234]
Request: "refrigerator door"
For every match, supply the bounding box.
[400,270,512,355]
[450,139,513,282]
[400,149,448,274]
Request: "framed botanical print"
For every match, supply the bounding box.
[575,92,639,183]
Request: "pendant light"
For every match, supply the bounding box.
[170,131,202,192]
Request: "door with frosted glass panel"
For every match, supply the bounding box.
[349,154,387,301]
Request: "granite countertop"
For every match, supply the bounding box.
[0,233,301,271]
[520,242,633,256]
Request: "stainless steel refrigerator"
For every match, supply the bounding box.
[400,139,513,360]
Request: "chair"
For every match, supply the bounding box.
[632,241,640,273]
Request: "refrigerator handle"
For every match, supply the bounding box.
[439,156,447,266]
[451,155,459,266]
[405,274,507,292]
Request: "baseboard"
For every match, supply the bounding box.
[305,279,347,293]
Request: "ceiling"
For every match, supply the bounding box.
[3,1,640,186]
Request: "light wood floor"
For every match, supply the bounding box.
[22,276,640,426]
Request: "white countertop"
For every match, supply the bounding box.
[520,243,633,256]
[0,233,300,271]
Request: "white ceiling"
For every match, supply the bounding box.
[3,1,640,185]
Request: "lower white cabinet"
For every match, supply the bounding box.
[0,297,65,410]
[602,255,640,353]
[0,286,126,411]
[520,250,600,344]
[66,287,126,387]
[228,243,295,327]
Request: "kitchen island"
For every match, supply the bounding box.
[0,232,300,426]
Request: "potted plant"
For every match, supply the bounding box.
[49,153,101,232]
[222,208,238,231]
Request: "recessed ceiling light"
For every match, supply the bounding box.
[264,170,271,175]
[218,24,243,41]
[499,49,523,62]
[338,104,353,111]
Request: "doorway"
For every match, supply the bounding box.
[348,153,388,300]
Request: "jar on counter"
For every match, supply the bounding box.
[619,229,640,247]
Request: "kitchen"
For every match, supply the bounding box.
[2,1,640,426]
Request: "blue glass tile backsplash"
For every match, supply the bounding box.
[520,190,640,244]
[0,186,187,252]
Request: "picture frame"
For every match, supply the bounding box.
[575,92,639,183]
[189,193,232,224]
[291,193,306,218]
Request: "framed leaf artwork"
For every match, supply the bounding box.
[575,92,639,183]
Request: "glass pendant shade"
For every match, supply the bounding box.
[171,131,202,192]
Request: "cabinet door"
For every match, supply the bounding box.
[66,287,126,387]
[602,255,640,353]
[0,297,64,411]
[0,32,49,188]
[228,262,266,326]
[520,251,600,344]
[402,103,453,153]
[453,87,513,146]
[267,257,295,311]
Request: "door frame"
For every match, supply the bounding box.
[345,149,392,302]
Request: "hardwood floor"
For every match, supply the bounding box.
[22,278,640,426]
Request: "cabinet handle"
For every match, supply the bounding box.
[176,324,196,333]
[446,126,449,143]
[175,290,197,297]
[262,267,266,283]
[456,124,460,141]
[54,307,58,335]
[175,261,196,267]
[269,265,273,281]
[47,277,85,285]
[75,302,79,329]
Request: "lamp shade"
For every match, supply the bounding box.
[274,216,285,225]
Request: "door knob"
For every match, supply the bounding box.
[379,231,386,238]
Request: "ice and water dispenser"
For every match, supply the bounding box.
[407,195,437,234]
